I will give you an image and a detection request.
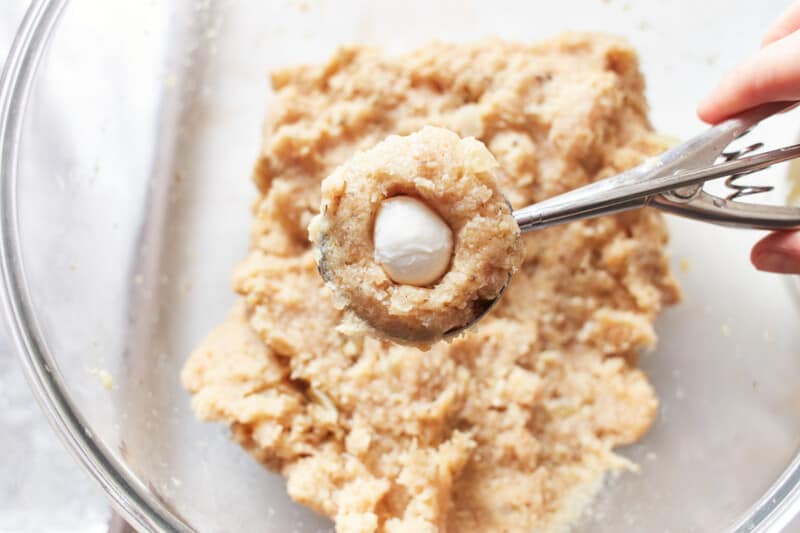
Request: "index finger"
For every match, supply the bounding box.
[697,30,800,124]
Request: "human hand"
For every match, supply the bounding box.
[697,1,800,274]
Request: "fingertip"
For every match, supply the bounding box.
[761,32,778,48]
[750,235,769,268]
[696,98,722,125]
[696,75,735,124]
[695,62,753,125]
[696,78,741,125]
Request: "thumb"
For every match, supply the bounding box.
[751,231,800,274]
[698,30,800,124]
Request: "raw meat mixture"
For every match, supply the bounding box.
[181,33,681,533]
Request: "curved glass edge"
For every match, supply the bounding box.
[731,441,800,533]
[0,1,190,532]
[729,272,800,532]
[739,450,800,533]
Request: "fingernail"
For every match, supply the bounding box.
[755,251,800,274]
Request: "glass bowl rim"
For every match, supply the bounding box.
[0,0,190,531]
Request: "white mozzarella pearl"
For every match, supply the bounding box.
[373,195,454,286]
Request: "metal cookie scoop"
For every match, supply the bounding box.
[452,101,800,337]
[514,101,800,233]
[320,102,800,342]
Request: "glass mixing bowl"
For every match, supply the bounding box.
[2,0,800,531]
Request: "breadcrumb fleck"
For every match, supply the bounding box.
[88,367,114,390]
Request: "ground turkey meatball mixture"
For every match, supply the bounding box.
[309,126,523,345]
[181,33,681,533]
